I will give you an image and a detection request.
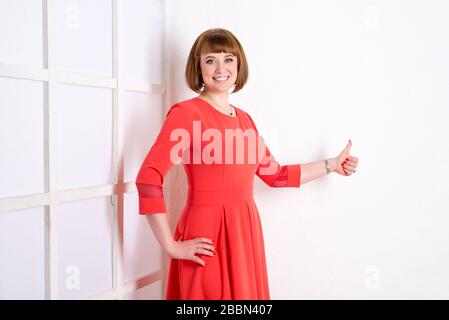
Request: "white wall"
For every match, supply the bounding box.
[1,0,448,300]
[165,0,449,299]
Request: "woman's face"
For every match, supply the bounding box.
[199,51,238,94]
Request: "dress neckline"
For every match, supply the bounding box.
[194,96,239,119]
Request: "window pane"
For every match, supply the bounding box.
[0,77,45,198]
[122,91,163,183]
[0,0,44,67]
[123,192,162,283]
[57,197,113,299]
[0,207,45,299]
[119,0,163,83]
[55,83,113,190]
[51,0,112,76]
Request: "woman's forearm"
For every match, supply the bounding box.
[145,213,176,252]
[300,157,337,185]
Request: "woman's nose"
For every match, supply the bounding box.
[215,60,226,69]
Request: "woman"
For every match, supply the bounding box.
[135,28,359,300]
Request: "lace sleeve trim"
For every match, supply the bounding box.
[136,183,163,198]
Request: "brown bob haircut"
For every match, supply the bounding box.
[185,28,249,94]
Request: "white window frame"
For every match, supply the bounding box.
[0,0,169,300]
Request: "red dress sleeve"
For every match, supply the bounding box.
[255,139,301,188]
[135,104,192,214]
[245,112,301,188]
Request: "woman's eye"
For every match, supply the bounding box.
[205,58,234,64]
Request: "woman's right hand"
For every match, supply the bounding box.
[166,237,216,267]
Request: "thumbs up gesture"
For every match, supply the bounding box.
[334,140,359,176]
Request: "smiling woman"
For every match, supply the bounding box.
[185,28,248,95]
[135,27,358,301]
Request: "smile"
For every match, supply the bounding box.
[213,76,230,82]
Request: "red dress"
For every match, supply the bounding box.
[135,96,301,299]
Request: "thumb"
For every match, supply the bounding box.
[340,139,352,157]
[344,139,352,152]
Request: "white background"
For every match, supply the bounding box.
[165,0,449,299]
[1,0,449,299]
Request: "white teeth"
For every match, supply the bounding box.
[213,76,229,81]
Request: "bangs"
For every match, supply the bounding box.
[197,32,239,57]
